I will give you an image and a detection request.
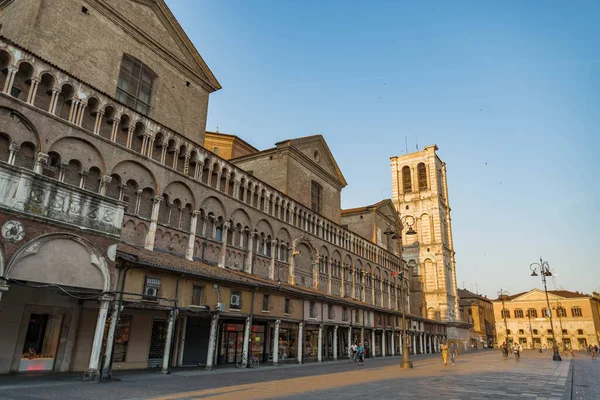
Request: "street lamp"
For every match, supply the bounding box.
[497,289,510,348]
[530,258,561,361]
[396,271,413,369]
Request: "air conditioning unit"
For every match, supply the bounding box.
[230,293,241,307]
[215,302,225,312]
[144,286,158,299]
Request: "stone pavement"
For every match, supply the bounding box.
[0,351,580,400]
[571,354,600,400]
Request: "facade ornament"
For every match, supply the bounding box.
[2,220,25,242]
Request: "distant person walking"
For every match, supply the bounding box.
[449,341,458,365]
[501,342,508,359]
[441,341,449,366]
[357,344,365,366]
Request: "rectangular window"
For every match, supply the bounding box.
[230,290,242,310]
[115,54,156,115]
[562,329,567,335]
[501,309,510,318]
[143,276,161,300]
[342,307,348,321]
[572,307,583,317]
[578,329,584,335]
[541,308,550,318]
[547,329,553,335]
[311,181,323,213]
[533,329,539,335]
[506,329,511,334]
[309,302,317,318]
[515,309,524,318]
[328,305,334,320]
[262,294,270,312]
[518,329,524,335]
[557,308,567,318]
[191,285,204,306]
[527,309,538,318]
[284,298,291,314]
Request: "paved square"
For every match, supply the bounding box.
[0,351,581,400]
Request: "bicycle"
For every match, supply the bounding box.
[348,349,357,363]
[236,352,260,369]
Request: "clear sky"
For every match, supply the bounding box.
[166,0,599,299]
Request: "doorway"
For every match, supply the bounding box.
[19,313,64,372]
[147,319,167,368]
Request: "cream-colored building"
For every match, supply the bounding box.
[493,289,600,350]
[390,145,459,323]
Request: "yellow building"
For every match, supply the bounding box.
[493,289,600,350]
[458,289,495,348]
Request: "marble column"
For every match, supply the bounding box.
[382,330,386,357]
[161,309,177,374]
[245,232,255,274]
[371,329,376,358]
[317,324,323,362]
[269,240,277,280]
[2,66,17,94]
[218,222,230,268]
[273,320,281,366]
[145,197,162,250]
[186,211,199,261]
[333,326,338,360]
[297,322,304,364]
[205,314,219,370]
[391,331,395,356]
[84,299,110,380]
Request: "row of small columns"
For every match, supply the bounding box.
[1,63,402,272]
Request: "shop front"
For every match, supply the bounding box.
[270,322,298,363]
[218,320,267,365]
[181,317,211,366]
[363,329,372,358]
[374,331,382,356]
[303,325,319,361]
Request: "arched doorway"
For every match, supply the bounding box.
[1,234,110,374]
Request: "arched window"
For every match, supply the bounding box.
[402,166,412,193]
[417,162,427,190]
[115,54,157,115]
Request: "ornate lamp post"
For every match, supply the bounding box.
[530,258,561,361]
[384,216,416,369]
[497,289,510,347]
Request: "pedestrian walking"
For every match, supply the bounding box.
[501,342,508,358]
[441,341,449,366]
[449,341,458,365]
[357,344,365,366]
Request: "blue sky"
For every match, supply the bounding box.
[166,0,599,299]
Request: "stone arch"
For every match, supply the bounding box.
[231,208,252,228]
[0,106,41,151]
[254,219,274,238]
[200,196,227,219]
[49,136,106,173]
[4,233,110,292]
[163,181,196,210]
[111,160,158,193]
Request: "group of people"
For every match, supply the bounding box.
[440,341,459,365]
[500,342,521,359]
[585,344,599,359]
[349,342,366,366]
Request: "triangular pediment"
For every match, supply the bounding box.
[285,135,347,187]
[513,289,565,302]
[95,0,220,91]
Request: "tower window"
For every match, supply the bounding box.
[116,54,156,115]
[402,166,412,193]
[417,163,427,190]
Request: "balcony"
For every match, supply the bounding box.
[0,162,124,237]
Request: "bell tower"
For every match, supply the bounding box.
[390,145,459,322]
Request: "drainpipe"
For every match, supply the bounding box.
[105,264,131,380]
